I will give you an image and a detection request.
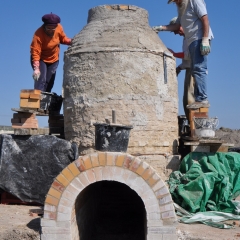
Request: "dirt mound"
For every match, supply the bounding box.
[215,127,240,148]
[0,227,40,240]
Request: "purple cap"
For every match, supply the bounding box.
[42,13,61,25]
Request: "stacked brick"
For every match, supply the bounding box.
[11,112,38,129]
[20,89,41,110]
[41,152,177,240]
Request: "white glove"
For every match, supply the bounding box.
[33,69,40,81]
[200,37,211,55]
[32,61,40,81]
[152,25,164,33]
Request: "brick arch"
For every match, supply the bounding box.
[41,152,177,240]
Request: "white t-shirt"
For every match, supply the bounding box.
[176,0,214,47]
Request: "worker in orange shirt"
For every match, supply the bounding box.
[30,13,71,92]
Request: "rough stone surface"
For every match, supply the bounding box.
[0,134,76,204]
[139,155,181,181]
[63,5,178,155]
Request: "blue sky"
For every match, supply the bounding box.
[0,1,239,129]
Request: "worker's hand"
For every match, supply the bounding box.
[65,38,72,45]
[32,69,40,81]
[32,61,40,81]
[200,37,211,55]
[152,25,163,33]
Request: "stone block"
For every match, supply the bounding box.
[56,174,70,187]
[44,204,57,213]
[62,167,74,182]
[93,167,103,181]
[86,169,96,183]
[68,162,81,177]
[74,157,85,172]
[41,218,57,227]
[90,153,99,167]
[115,153,125,166]
[52,180,65,193]
[48,188,62,199]
[163,234,177,240]
[82,155,92,169]
[98,152,106,166]
[78,172,90,187]
[45,195,59,206]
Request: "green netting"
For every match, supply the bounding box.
[168,152,240,214]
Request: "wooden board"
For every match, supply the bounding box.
[11,108,48,116]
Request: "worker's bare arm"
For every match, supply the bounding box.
[201,15,209,38]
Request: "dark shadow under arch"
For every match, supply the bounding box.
[75,180,147,240]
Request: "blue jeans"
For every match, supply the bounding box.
[31,59,59,92]
[189,39,208,102]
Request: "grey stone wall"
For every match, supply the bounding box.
[63,5,178,155]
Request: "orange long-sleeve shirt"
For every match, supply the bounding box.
[30,24,71,63]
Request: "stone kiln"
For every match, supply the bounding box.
[63,4,178,156]
[41,5,179,240]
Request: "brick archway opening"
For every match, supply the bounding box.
[75,180,147,240]
[41,152,178,240]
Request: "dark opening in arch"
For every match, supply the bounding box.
[75,180,147,240]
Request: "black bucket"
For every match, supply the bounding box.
[94,123,133,152]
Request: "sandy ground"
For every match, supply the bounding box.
[0,205,41,240]
[0,203,240,240]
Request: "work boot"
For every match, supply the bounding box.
[186,100,210,109]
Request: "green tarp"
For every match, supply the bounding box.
[168,152,240,214]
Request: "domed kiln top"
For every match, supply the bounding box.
[66,5,167,55]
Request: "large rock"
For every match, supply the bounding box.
[0,134,77,204]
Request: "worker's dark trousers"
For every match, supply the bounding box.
[31,59,59,92]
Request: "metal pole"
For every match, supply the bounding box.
[112,109,116,124]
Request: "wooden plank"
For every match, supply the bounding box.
[190,112,209,119]
[29,208,43,216]
[20,99,40,109]
[14,128,49,135]
[184,141,234,146]
[12,122,38,129]
[29,93,41,100]
[11,108,48,116]
[191,145,210,152]
[210,145,230,153]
